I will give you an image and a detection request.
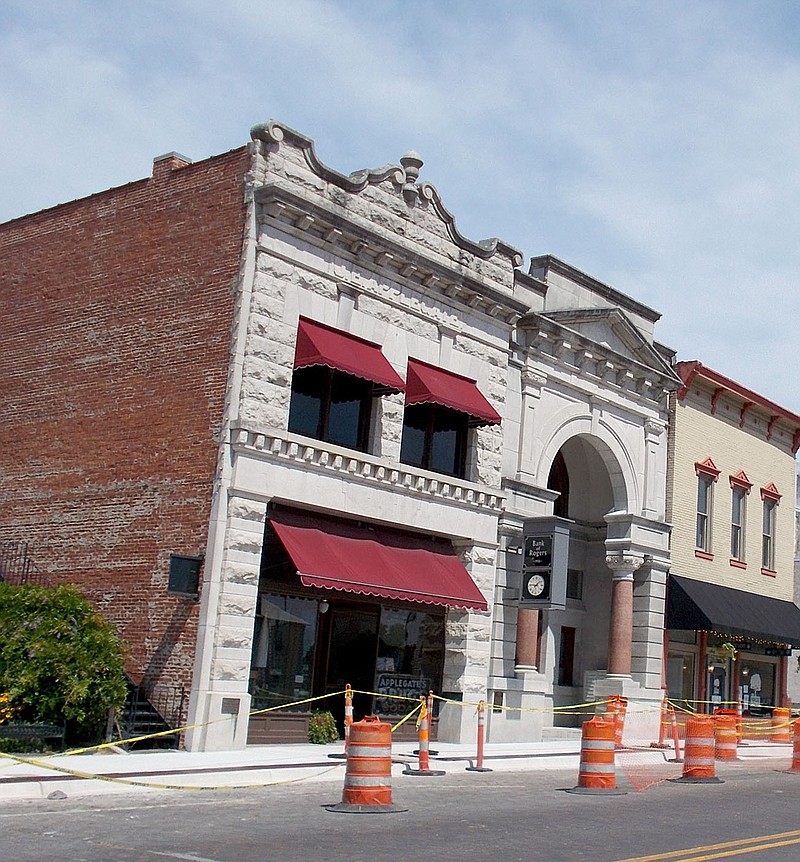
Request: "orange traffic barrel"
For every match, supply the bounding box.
[785,719,800,773]
[714,714,738,760]
[565,715,626,795]
[771,707,792,743]
[609,696,628,749]
[673,715,722,784]
[327,716,406,814]
[714,707,742,742]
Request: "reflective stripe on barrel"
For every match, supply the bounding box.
[577,716,617,790]
[342,716,393,806]
[772,707,792,743]
[714,715,738,760]
[683,716,716,780]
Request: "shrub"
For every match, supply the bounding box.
[0,583,127,741]
[307,710,339,744]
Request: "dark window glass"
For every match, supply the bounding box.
[566,569,583,600]
[287,366,372,451]
[374,607,445,716]
[287,366,326,438]
[548,451,570,518]
[249,593,320,710]
[558,626,576,686]
[400,403,467,478]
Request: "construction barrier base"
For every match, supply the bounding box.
[564,786,627,796]
[325,802,408,814]
[465,765,493,773]
[668,776,723,785]
[413,748,439,756]
[402,767,446,776]
[327,753,347,759]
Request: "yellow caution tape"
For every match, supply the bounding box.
[391,702,422,733]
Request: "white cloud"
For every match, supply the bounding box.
[2,0,799,409]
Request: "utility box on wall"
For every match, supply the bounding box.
[519,517,572,610]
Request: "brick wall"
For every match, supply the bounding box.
[0,146,251,703]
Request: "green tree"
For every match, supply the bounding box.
[0,583,127,739]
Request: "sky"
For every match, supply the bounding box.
[3,0,800,412]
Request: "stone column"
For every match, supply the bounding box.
[605,554,644,677]
[515,607,539,670]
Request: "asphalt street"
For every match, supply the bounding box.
[3,761,800,862]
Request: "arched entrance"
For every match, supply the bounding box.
[542,433,632,721]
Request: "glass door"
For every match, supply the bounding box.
[319,606,379,731]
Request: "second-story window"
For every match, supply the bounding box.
[288,366,373,451]
[730,485,746,562]
[762,498,776,571]
[760,484,781,573]
[728,472,751,565]
[400,358,501,481]
[288,317,405,453]
[694,458,719,557]
[400,403,468,477]
[696,475,713,551]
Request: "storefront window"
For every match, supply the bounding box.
[373,608,445,716]
[666,651,695,711]
[740,659,777,715]
[249,594,319,710]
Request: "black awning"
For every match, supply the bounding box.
[668,574,800,646]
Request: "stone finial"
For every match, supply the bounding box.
[400,150,423,182]
[400,150,424,204]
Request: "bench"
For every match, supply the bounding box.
[0,722,66,749]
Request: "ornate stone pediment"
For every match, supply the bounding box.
[540,308,674,376]
[519,309,681,401]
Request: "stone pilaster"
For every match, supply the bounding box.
[186,495,266,751]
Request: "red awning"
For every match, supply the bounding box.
[268,511,487,611]
[405,359,501,426]
[293,318,404,392]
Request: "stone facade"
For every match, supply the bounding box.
[185,123,681,749]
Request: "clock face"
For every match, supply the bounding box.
[526,573,547,598]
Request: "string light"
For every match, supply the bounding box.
[703,630,790,648]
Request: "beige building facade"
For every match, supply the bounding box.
[666,362,800,716]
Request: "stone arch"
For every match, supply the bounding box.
[536,414,639,518]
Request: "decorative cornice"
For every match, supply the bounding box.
[529,255,662,324]
[252,180,529,327]
[518,312,680,404]
[251,119,524,267]
[230,424,505,514]
[695,457,720,479]
[729,470,752,492]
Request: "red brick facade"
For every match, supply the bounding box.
[0,146,251,709]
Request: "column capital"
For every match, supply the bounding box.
[605,553,645,580]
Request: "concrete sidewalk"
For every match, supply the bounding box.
[0,737,792,801]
